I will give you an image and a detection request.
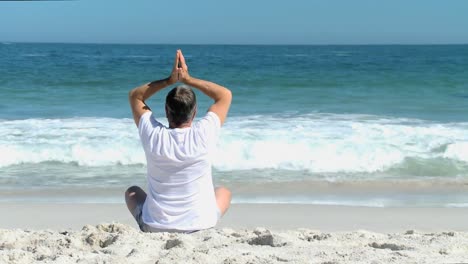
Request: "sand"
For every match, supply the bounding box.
[2,223,468,263]
[1,203,468,263]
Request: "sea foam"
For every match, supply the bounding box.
[1,114,468,175]
[213,114,468,174]
[0,118,144,167]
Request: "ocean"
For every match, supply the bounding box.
[1,43,468,207]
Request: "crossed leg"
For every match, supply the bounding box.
[215,186,232,216]
[125,185,147,215]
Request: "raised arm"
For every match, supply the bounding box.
[128,51,180,126]
[178,51,232,126]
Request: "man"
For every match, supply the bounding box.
[125,50,232,232]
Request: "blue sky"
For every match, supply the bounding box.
[0,0,467,44]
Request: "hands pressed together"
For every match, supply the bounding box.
[129,48,231,127]
[168,50,191,85]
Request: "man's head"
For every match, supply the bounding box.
[165,85,197,128]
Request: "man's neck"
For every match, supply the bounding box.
[169,122,192,129]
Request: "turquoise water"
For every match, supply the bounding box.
[1,43,468,206]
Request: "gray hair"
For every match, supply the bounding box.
[165,85,197,127]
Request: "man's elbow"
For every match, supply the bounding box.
[128,88,137,99]
[224,89,232,103]
[214,88,232,103]
[129,88,144,102]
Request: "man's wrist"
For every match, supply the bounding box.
[165,76,175,86]
[183,76,195,85]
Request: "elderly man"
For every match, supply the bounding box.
[125,50,232,232]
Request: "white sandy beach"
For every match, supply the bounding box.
[1,203,468,263]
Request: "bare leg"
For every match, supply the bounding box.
[215,187,232,216]
[125,186,147,215]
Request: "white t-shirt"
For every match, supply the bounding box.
[138,111,221,231]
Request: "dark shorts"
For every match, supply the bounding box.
[131,203,220,233]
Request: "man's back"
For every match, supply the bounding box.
[138,111,221,231]
[126,49,232,232]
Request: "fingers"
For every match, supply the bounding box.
[173,50,180,70]
[179,50,188,70]
[170,49,188,83]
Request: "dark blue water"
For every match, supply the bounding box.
[1,43,467,121]
[1,43,468,206]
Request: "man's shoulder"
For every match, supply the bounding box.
[195,112,221,129]
[138,111,167,142]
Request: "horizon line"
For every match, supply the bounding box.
[2,41,468,46]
